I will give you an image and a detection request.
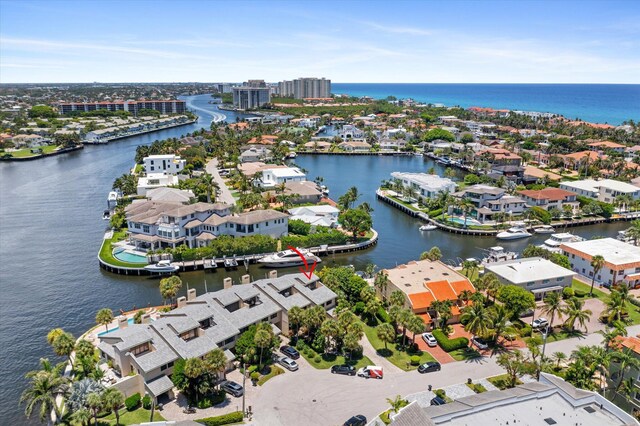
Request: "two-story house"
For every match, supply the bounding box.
[518,187,580,214]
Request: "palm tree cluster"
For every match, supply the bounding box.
[539,291,593,333]
[159,276,183,307]
[172,348,228,406]
[377,290,425,349]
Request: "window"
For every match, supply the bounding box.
[526,282,534,287]
[556,277,564,282]
[270,313,277,319]
[542,279,550,284]
[143,225,150,233]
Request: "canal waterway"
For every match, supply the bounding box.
[0,94,630,424]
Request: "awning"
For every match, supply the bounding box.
[531,286,564,294]
[224,349,236,362]
[271,323,282,336]
[145,374,174,397]
[625,273,640,281]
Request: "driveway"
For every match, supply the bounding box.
[205,158,235,205]
[532,297,606,334]
[415,337,454,364]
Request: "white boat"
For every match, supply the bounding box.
[534,225,555,234]
[496,226,531,240]
[287,152,297,159]
[258,249,321,268]
[481,246,518,265]
[144,260,179,273]
[539,233,585,253]
[419,224,437,231]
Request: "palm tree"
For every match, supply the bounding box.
[389,290,406,307]
[200,173,218,203]
[374,271,389,301]
[397,309,413,347]
[386,395,407,414]
[320,319,341,352]
[407,314,425,345]
[72,408,92,426]
[598,326,627,351]
[458,197,475,228]
[184,358,206,404]
[420,246,442,261]
[254,329,272,366]
[461,304,492,348]
[205,348,228,387]
[86,392,103,426]
[489,304,515,345]
[625,220,640,246]
[288,306,304,338]
[46,328,64,346]
[461,260,478,278]
[21,371,68,424]
[101,387,125,426]
[95,308,114,333]
[562,297,592,332]
[552,351,567,369]
[52,332,75,368]
[376,323,396,350]
[541,292,563,332]
[603,290,628,324]
[611,349,640,393]
[589,255,605,296]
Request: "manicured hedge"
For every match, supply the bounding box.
[197,411,244,426]
[432,329,469,352]
[142,395,151,410]
[429,209,443,218]
[125,393,141,411]
[376,306,391,323]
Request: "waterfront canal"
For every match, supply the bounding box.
[0,95,630,424]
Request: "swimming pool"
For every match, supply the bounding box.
[98,318,135,336]
[448,217,482,226]
[113,248,148,264]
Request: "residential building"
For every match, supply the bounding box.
[9,134,49,148]
[387,373,637,426]
[282,181,323,204]
[53,100,186,115]
[303,141,332,151]
[98,272,336,403]
[518,187,580,213]
[145,187,195,204]
[338,141,371,152]
[379,138,407,151]
[479,148,522,166]
[589,140,626,154]
[125,200,288,250]
[259,166,306,188]
[239,147,272,163]
[390,172,457,203]
[136,174,180,196]
[337,124,365,141]
[278,77,331,99]
[380,260,476,327]
[560,179,640,204]
[561,151,603,170]
[485,257,576,300]
[232,86,271,110]
[452,184,526,222]
[143,154,185,175]
[288,205,340,227]
[561,238,640,287]
[609,335,640,415]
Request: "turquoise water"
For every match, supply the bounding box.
[97,318,135,336]
[448,217,482,226]
[332,83,640,125]
[113,248,148,264]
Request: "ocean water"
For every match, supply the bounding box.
[332,83,640,126]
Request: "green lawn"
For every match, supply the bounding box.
[80,407,164,426]
[466,382,488,393]
[361,322,436,371]
[487,374,522,390]
[7,145,59,158]
[257,364,284,386]
[450,347,482,361]
[299,345,372,370]
[572,279,640,325]
[98,230,148,268]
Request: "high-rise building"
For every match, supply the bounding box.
[52,100,186,115]
[232,86,271,110]
[278,77,331,99]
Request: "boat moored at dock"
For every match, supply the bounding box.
[258,248,321,268]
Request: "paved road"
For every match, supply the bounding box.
[205,158,235,205]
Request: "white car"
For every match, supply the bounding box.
[471,337,489,350]
[278,356,299,371]
[532,318,549,330]
[421,332,437,347]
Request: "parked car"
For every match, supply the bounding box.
[343,415,367,426]
[421,332,437,347]
[471,337,489,350]
[418,361,441,374]
[331,364,356,376]
[280,345,300,360]
[278,356,299,371]
[357,365,383,379]
[532,318,549,330]
[219,380,244,397]
[430,396,447,406]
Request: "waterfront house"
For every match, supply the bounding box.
[143,154,185,175]
[518,187,580,214]
[337,124,363,140]
[239,146,272,163]
[9,134,49,148]
[478,148,522,166]
[452,184,525,222]
[145,187,195,204]
[136,174,180,196]
[338,141,371,152]
[588,140,626,154]
[559,179,640,204]
[247,135,278,145]
[485,257,576,300]
[258,166,306,188]
[97,272,337,403]
[390,172,457,203]
[303,140,331,151]
[125,200,288,250]
[379,259,476,328]
[282,180,323,204]
[561,238,640,287]
[288,205,340,227]
[608,335,640,414]
[378,138,407,151]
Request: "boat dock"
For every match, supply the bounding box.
[83,119,196,145]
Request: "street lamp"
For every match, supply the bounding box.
[537,324,549,381]
[242,362,247,417]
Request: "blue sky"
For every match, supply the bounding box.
[1,0,639,83]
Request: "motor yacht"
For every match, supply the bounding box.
[496,226,531,240]
[539,233,584,253]
[419,224,437,231]
[258,248,321,268]
[481,246,518,265]
[533,225,555,234]
[144,260,179,273]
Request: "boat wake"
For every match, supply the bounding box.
[186,100,227,123]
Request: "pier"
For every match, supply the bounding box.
[83,119,197,145]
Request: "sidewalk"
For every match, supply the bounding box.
[205,158,235,205]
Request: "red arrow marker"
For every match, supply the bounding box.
[287,245,317,279]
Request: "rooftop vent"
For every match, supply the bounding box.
[583,406,596,414]
[404,283,411,287]
[543,418,557,425]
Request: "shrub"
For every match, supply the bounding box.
[288,219,311,236]
[429,208,443,218]
[295,340,305,350]
[250,371,260,382]
[314,355,322,363]
[434,389,446,399]
[376,306,391,323]
[196,411,244,426]
[142,395,151,410]
[432,329,469,352]
[410,355,420,366]
[125,393,141,411]
[247,365,258,374]
[562,287,574,299]
[574,289,587,298]
[353,301,365,315]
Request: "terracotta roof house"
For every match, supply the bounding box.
[518,187,580,213]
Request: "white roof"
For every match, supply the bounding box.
[485,257,575,285]
[144,154,181,160]
[561,238,640,266]
[561,179,640,194]
[267,167,305,178]
[288,205,339,215]
[391,172,456,191]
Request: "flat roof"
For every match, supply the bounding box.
[391,172,456,189]
[561,238,640,267]
[485,257,576,284]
